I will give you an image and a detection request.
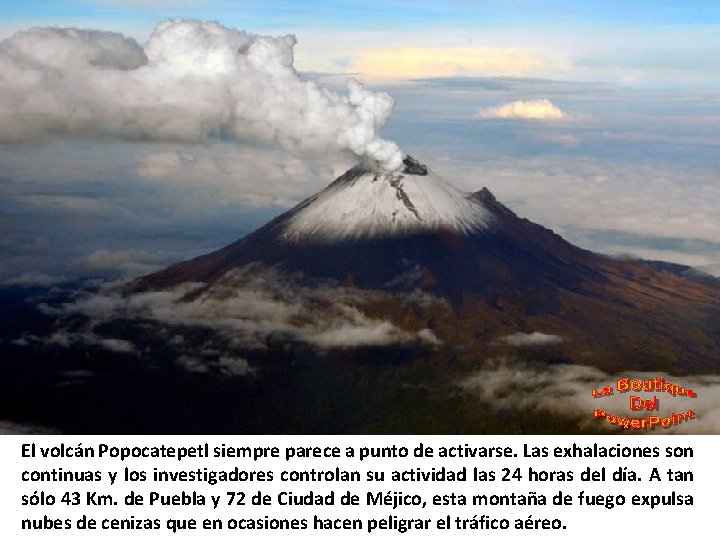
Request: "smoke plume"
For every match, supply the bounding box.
[0,19,403,170]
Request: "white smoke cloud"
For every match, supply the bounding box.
[461,358,720,434]
[0,19,403,170]
[477,98,567,120]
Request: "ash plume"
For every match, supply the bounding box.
[0,19,403,170]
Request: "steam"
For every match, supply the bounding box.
[0,19,403,170]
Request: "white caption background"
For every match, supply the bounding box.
[1,435,716,539]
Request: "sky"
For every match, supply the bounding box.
[3,1,720,86]
[1,0,720,283]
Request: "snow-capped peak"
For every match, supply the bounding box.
[282,157,493,242]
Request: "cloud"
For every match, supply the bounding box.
[476,98,567,120]
[217,356,255,377]
[460,358,720,434]
[16,194,132,216]
[134,146,351,209]
[3,71,718,288]
[0,138,359,282]
[295,24,720,88]
[0,420,61,434]
[98,338,136,353]
[175,354,256,377]
[499,332,563,347]
[176,355,209,373]
[532,132,581,147]
[347,47,564,80]
[42,328,137,354]
[49,265,441,355]
[603,246,720,277]
[0,19,403,170]
[433,156,720,275]
[85,249,171,277]
[3,271,65,286]
[306,309,419,349]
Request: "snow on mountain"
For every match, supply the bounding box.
[282,157,493,242]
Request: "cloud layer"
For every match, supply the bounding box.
[348,47,563,80]
[0,19,403,169]
[461,358,720,434]
[35,265,441,364]
[433,154,720,276]
[477,98,567,120]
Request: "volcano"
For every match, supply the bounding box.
[140,156,612,294]
[4,156,719,435]
[138,156,720,374]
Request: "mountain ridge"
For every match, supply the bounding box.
[135,158,717,301]
[133,157,720,373]
[136,156,603,294]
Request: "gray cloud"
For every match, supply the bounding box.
[175,354,255,377]
[42,329,137,354]
[176,355,209,374]
[0,139,339,282]
[98,337,137,354]
[3,271,66,286]
[434,156,720,275]
[85,249,167,277]
[0,420,61,434]
[134,145,354,209]
[217,356,255,377]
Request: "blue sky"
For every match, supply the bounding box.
[3,1,720,88]
[3,1,720,28]
[1,1,719,281]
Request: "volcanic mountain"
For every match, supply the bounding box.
[140,156,605,294]
[139,156,720,373]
